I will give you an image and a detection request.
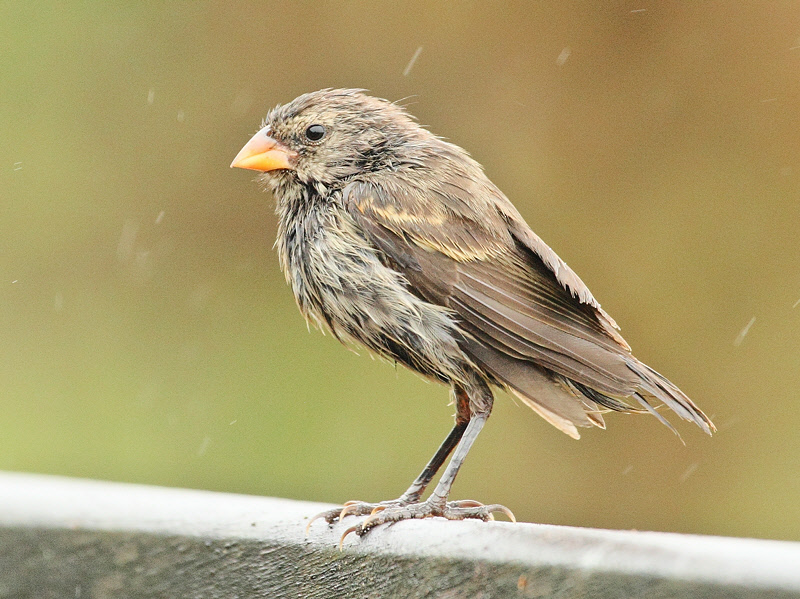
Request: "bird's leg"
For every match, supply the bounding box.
[396,417,469,503]
[397,385,472,503]
[338,377,514,545]
[306,387,471,533]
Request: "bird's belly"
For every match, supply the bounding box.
[279,210,467,382]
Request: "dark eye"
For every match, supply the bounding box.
[305,124,326,142]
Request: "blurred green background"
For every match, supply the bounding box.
[2,1,799,542]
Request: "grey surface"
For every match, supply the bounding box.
[0,471,798,598]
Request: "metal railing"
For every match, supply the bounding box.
[0,471,798,598]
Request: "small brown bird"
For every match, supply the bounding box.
[231,89,714,543]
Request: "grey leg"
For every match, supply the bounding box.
[399,384,472,502]
[427,413,487,508]
[400,419,468,503]
[340,376,514,543]
[306,384,472,531]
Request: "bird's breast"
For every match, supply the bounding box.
[275,200,378,330]
[273,199,467,381]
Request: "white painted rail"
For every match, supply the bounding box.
[0,471,798,598]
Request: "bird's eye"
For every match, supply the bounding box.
[305,124,326,142]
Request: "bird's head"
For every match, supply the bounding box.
[231,89,422,192]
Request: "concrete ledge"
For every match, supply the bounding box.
[0,471,798,598]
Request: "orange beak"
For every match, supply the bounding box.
[230,127,297,172]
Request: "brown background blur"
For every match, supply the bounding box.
[2,1,799,542]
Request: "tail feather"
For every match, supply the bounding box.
[568,380,645,414]
[462,331,714,438]
[626,358,715,436]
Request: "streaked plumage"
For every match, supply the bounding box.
[231,88,714,541]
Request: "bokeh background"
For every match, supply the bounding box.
[2,1,799,542]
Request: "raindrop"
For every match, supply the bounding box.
[231,90,255,117]
[733,316,756,346]
[403,46,423,77]
[680,463,699,483]
[117,220,138,264]
[197,436,210,457]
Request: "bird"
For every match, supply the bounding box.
[230,88,714,545]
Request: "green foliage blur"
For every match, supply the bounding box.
[2,2,799,541]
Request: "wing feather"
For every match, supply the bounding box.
[343,175,713,436]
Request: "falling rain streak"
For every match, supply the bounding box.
[403,46,423,76]
[734,316,756,346]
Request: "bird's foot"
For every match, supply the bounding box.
[305,497,414,535]
[336,498,515,549]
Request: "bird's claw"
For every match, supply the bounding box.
[304,504,356,535]
[338,524,362,551]
[305,498,410,535]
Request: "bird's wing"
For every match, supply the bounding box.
[342,166,630,358]
[348,142,623,324]
[343,175,713,438]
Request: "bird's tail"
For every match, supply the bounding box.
[626,358,715,437]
